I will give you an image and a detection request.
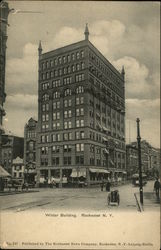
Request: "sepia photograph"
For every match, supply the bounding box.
[0,0,160,249]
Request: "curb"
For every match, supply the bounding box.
[0,190,39,196]
[134,193,143,212]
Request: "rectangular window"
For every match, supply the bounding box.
[76,120,80,128]
[76,131,79,139]
[68,110,72,118]
[80,120,84,127]
[64,133,68,141]
[69,132,72,140]
[80,131,84,139]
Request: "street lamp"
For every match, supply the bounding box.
[136,118,143,205]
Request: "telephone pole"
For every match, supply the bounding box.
[136,118,143,205]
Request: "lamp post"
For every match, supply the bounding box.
[136,118,143,205]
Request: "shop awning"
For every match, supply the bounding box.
[0,166,11,177]
[104,148,109,154]
[70,168,86,178]
[89,168,110,174]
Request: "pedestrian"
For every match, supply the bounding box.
[100,181,104,191]
[154,178,160,199]
[106,179,111,192]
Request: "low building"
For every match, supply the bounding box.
[1,134,24,174]
[12,157,25,182]
[24,118,37,184]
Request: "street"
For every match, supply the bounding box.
[0,181,159,212]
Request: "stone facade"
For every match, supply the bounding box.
[36,25,126,186]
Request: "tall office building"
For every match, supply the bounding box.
[36,25,126,186]
[0,1,9,164]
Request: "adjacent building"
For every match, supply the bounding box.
[1,133,24,174]
[12,156,25,181]
[127,140,160,178]
[24,117,37,184]
[126,144,138,179]
[0,2,9,163]
[36,25,126,186]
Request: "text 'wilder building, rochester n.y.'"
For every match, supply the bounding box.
[36,25,126,187]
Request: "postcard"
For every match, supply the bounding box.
[0,1,160,249]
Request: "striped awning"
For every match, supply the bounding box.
[89,168,110,174]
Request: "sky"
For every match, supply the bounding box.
[3,1,160,148]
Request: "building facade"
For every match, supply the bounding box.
[1,134,24,174]
[12,157,25,181]
[24,117,37,184]
[36,25,126,186]
[0,2,9,164]
[128,140,160,178]
[126,144,138,179]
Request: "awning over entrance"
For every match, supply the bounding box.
[114,170,127,174]
[70,168,86,178]
[0,166,11,177]
[89,168,110,174]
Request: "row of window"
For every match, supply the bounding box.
[41,67,85,80]
[41,155,84,166]
[42,86,84,101]
[41,143,84,154]
[27,131,36,139]
[41,50,85,70]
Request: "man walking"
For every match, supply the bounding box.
[154,178,160,199]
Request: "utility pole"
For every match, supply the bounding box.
[136,118,143,205]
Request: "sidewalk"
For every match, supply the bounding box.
[134,191,160,212]
[0,189,39,196]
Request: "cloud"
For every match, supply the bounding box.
[5,94,37,111]
[6,43,38,95]
[125,98,160,147]
[113,56,160,99]
[48,26,83,50]
[4,94,38,137]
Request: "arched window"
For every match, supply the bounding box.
[76,86,84,94]
[53,91,60,99]
[76,64,80,71]
[42,93,49,101]
[64,88,72,97]
[67,66,71,74]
